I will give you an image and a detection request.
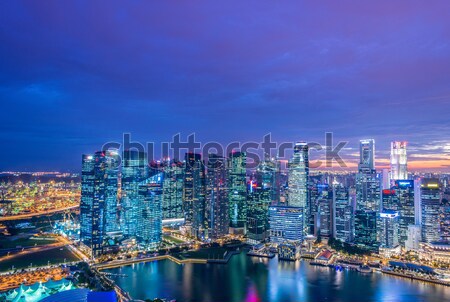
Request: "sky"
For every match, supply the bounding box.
[0,1,449,172]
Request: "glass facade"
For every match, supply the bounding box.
[421,179,441,243]
[318,197,333,238]
[354,210,378,251]
[183,152,206,238]
[390,141,408,181]
[358,139,375,173]
[162,160,184,220]
[395,180,415,247]
[120,150,148,238]
[288,142,309,235]
[205,154,229,239]
[80,150,119,257]
[378,210,399,248]
[269,206,303,243]
[137,182,162,249]
[334,185,353,243]
[356,171,381,212]
[228,151,247,231]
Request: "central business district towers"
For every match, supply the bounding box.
[80,140,444,258]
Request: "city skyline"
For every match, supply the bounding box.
[2,2,450,302]
[1,1,450,171]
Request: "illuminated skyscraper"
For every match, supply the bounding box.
[382,168,391,190]
[288,142,309,234]
[378,210,399,249]
[395,180,415,247]
[421,179,441,243]
[246,158,277,243]
[308,183,331,236]
[256,156,279,203]
[183,152,206,238]
[405,225,421,251]
[356,139,380,212]
[356,172,381,212]
[333,185,353,243]
[355,139,380,250]
[80,150,119,257]
[318,197,333,238]
[206,154,228,239]
[137,182,162,249]
[382,189,398,211]
[162,160,184,220]
[390,141,407,181]
[441,198,450,241]
[121,150,148,237]
[80,154,96,255]
[105,152,120,235]
[358,139,375,173]
[269,206,303,243]
[228,151,247,234]
[354,210,378,251]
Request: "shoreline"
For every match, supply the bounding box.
[98,252,450,301]
[96,251,450,289]
[381,269,450,287]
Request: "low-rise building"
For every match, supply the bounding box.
[419,242,450,264]
[278,241,301,261]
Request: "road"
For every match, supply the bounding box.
[0,205,79,221]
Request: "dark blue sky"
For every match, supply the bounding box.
[1,1,449,171]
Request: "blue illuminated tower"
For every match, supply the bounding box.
[137,182,162,249]
[183,152,206,238]
[421,179,441,243]
[228,151,247,234]
[395,180,415,247]
[162,160,184,220]
[333,185,353,243]
[206,154,229,239]
[354,139,380,251]
[80,150,119,257]
[120,150,148,237]
[269,206,303,243]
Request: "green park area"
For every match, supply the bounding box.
[0,237,57,249]
[0,246,79,272]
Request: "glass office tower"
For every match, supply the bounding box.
[333,185,353,243]
[421,179,441,243]
[395,180,415,247]
[288,142,309,235]
[162,160,184,220]
[269,206,303,243]
[183,152,206,238]
[390,141,408,181]
[121,150,148,238]
[228,151,247,234]
[206,154,229,239]
[80,150,119,257]
[137,182,162,249]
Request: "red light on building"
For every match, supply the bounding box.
[382,189,396,195]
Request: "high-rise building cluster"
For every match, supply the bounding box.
[80,139,448,258]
